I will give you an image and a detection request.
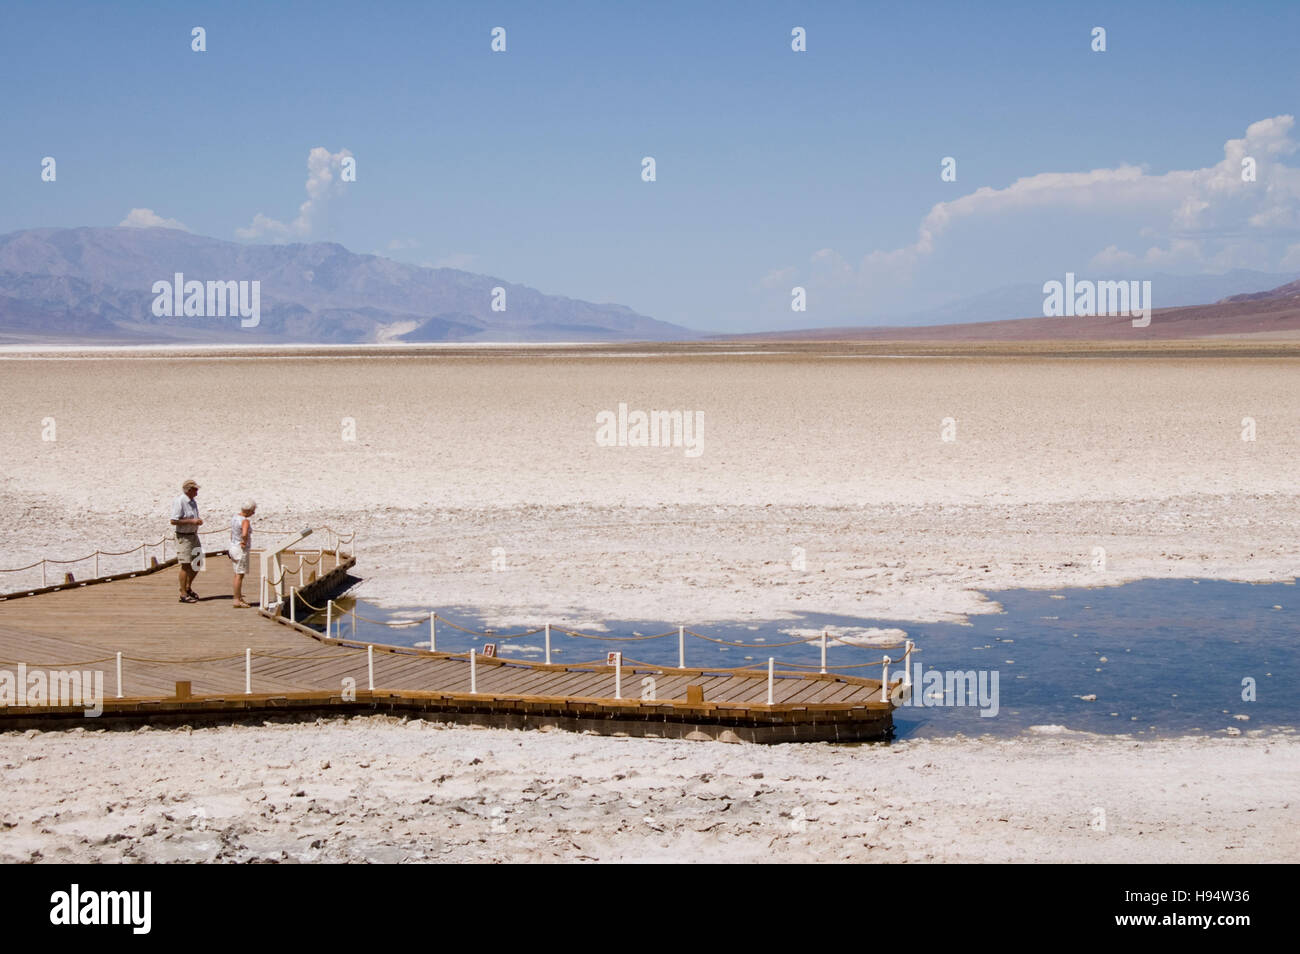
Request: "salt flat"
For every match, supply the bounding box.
[1,345,1296,863]
[1,346,1295,625]
[1,718,1294,864]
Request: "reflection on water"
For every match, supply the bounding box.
[303,578,1297,740]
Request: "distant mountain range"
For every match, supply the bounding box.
[2,226,1298,345]
[1220,276,1300,303]
[0,227,691,344]
[892,270,1300,328]
[722,274,1300,342]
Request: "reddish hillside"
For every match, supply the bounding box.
[1221,277,1300,304]
[726,279,1300,341]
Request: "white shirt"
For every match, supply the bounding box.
[171,494,200,534]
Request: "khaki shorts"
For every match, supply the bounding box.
[229,544,250,575]
[175,533,201,564]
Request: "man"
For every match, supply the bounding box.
[230,500,256,608]
[170,479,204,603]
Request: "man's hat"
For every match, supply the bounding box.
[182,479,199,492]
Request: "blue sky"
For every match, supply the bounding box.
[3,0,1299,331]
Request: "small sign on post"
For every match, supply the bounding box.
[482,643,497,658]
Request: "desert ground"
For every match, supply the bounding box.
[1,344,1295,625]
[0,343,1296,862]
[1,718,1295,864]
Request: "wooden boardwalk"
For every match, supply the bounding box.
[0,551,896,742]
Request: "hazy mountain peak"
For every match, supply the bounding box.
[0,227,692,344]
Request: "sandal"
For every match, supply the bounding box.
[233,601,251,609]
[179,594,199,603]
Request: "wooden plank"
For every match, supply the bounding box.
[538,670,610,699]
[482,663,569,696]
[529,668,608,698]
[0,553,895,738]
[780,678,832,705]
[721,676,777,705]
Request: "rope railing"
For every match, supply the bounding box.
[0,655,119,667]
[350,610,424,628]
[0,539,168,572]
[281,598,917,698]
[93,542,161,558]
[682,627,822,649]
[1,538,169,589]
[266,551,332,588]
[431,615,544,639]
[293,593,329,613]
[120,652,248,664]
[1,525,356,578]
[0,559,46,573]
[1,526,355,604]
[259,528,357,605]
[195,526,352,539]
[2,525,914,708]
[553,626,678,642]
[773,657,908,671]
[2,629,915,708]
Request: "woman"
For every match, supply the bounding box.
[230,500,257,608]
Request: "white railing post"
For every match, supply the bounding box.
[142,541,147,571]
[821,629,828,674]
[116,651,122,699]
[768,657,775,705]
[95,552,100,579]
[41,560,47,588]
[545,623,551,665]
[429,613,436,652]
[245,648,251,695]
[326,600,332,639]
[289,587,296,623]
[903,640,914,689]
[614,652,622,700]
[469,649,477,694]
[880,655,891,703]
[678,625,685,669]
[367,645,374,690]
[352,605,356,638]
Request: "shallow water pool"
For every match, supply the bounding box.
[303,577,1296,740]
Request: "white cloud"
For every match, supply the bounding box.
[779,116,1300,314]
[119,208,189,231]
[237,147,353,241]
[1090,244,1140,269]
[758,265,797,290]
[433,252,478,270]
[1090,238,1205,270]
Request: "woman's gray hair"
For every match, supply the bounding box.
[242,500,257,513]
